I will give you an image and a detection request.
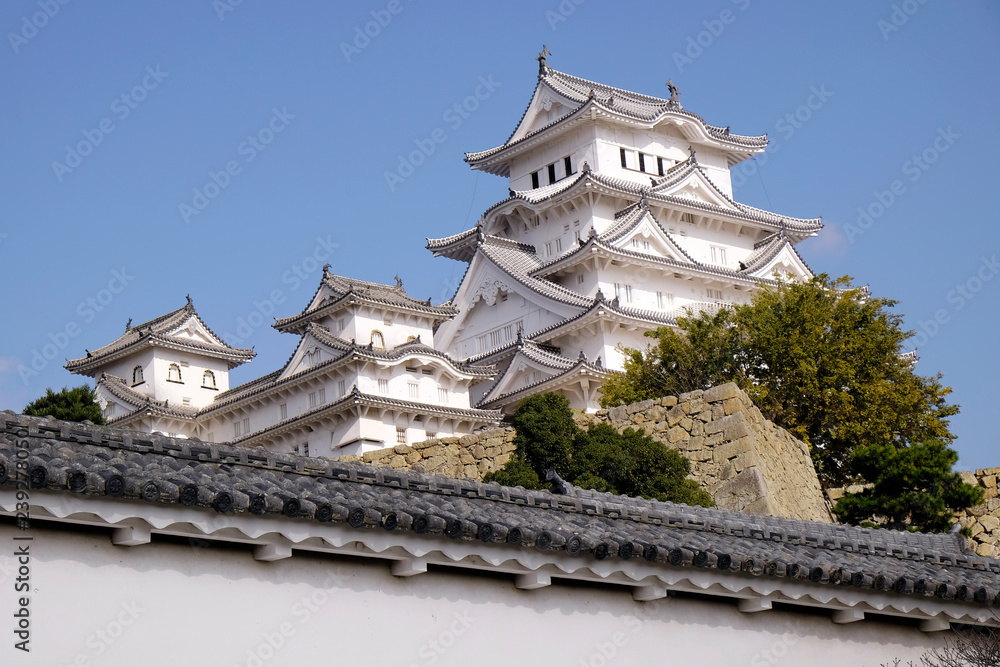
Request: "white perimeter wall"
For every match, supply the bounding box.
[0,521,948,667]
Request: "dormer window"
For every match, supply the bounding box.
[201,370,217,390]
[132,366,144,386]
[167,363,182,383]
[370,330,385,349]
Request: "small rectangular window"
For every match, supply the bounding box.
[405,366,418,373]
[564,156,572,176]
[657,157,664,176]
[708,289,724,300]
[577,273,584,284]
[438,388,448,403]
[657,291,664,309]
[243,418,250,434]
[338,318,345,333]
[280,403,287,420]
[396,427,406,444]
[408,383,419,399]
[309,392,317,408]
[234,422,241,437]
[338,380,345,396]
[563,223,570,232]
[555,238,562,252]
[620,148,627,168]
[625,285,633,302]
[378,378,389,393]
[547,163,556,184]
[574,231,581,243]
[711,246,727,265]
[638,153,646,172]
[318,388,326,404]
[421,368,433,375]
[545,242,552,257]
[531,171,539,189]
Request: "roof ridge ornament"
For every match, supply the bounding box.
[594,288,605,303]
[666,79,682,108]
[125,318,132,332]
[688,146,697,162]
[536,45,551,77]
[394,274,403,289]
[581,161,591,174]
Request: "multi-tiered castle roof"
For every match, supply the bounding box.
[429,53,822,414]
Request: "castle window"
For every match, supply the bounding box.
[309,392,317,408]
[620,148,627,168]
[545,242,552,257]
[396,427,406,445]
[167,363,182,383]
[378,378,389,393]
[132,366,144,386]
[555,238,562,253]
[711,246,727,265]
[657,157,665,176]
[564,156,573,176]
[707,289,724,301]
[370,330,385,349]
[531,171,539,189]
[638,153,646,172]
[408,383,419,399]
[280,403,287,420]
[438,388,448,403]
[201,370,217,389]
[234,421,242,437]
[318,388,326,404]
[338,380,345,396]
[547,163,556,184]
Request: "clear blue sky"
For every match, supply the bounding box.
[2,1,998,470]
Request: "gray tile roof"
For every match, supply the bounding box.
[466,68,768,172]
[274,269,458,334]
[477,235,592,308]
[97,374,200,424]
[65,298,255,375]
[200,323,497,418]
[4,411,998,616]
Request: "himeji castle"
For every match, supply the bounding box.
[66,51,822,454]
[66,274,501,456]
[429,50,821,415]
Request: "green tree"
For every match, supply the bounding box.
[484,393,714,507]
[597,275,979,530]
[601,307,740,406]
[833,440,982,532]
[23,385,105,424]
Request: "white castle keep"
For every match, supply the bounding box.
[68,52,820,453]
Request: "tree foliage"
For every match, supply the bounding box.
[23,385,105,424]
[483,393,714,507]
[919,626,1000,666]
[598,275,979,530]
[832,440,983,533]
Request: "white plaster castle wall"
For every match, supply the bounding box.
[2,521,947,667]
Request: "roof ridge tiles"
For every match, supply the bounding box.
[4,411,997,608]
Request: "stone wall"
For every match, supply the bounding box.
[335,383,832,524]
[575,383,832,523]
[956,468,1000,557]
[337,428,517,479]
